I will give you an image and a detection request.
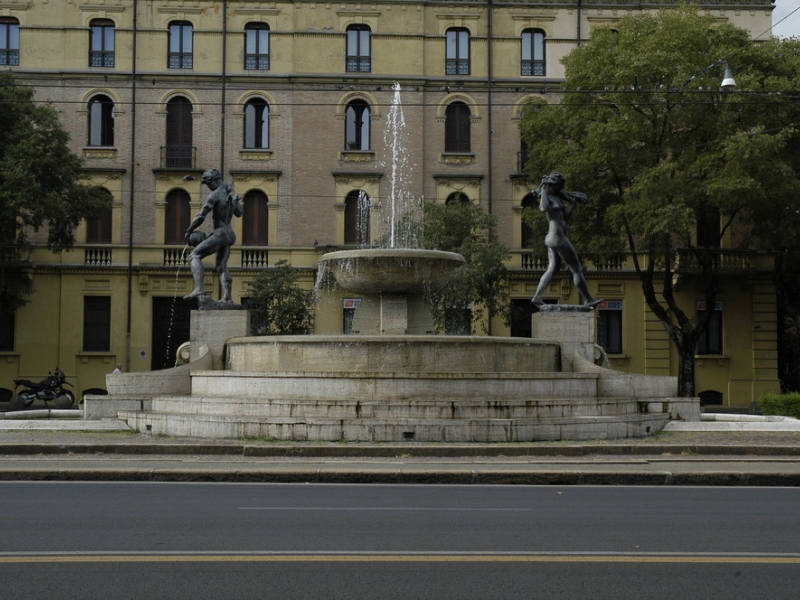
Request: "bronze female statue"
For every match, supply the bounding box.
[531,172,602,309]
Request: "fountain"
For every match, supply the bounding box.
[93,84,700,442]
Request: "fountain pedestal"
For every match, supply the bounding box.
[318,248,465,335]
[349,293,437,335]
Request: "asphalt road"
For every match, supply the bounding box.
[2,483,799,599]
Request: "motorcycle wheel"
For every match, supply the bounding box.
[9,395,26,411]
[55,391,75,409]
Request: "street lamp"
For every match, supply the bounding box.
[720,63,737,90]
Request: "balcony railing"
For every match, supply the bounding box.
[161,146,196,169]
[163,247,189,267]
[445,59,469,75]
[84,247,112,266]
[519,250,548,271]
[241,249,269,269]
[515,249,762,273]
[346,56,371,72]
[675,248,754,271]
[244,53,269,70]
[0,243,23,263]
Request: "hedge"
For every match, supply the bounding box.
[757,393,800,419]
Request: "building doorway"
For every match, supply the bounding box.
[151,297,196,370]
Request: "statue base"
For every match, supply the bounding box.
[197,295,245,311]
[190,309,250,368]
[532,305,598,371]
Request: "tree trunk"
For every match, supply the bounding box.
[677,342,698,399]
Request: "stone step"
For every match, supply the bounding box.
[146,395,650,420]
[118,410,669,443]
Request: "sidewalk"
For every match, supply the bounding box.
[1,416,800,485]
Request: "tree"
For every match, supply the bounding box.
[519,7,800,396]
[422,199,511,334]
[0,72,112,313]
[246,260,314,335]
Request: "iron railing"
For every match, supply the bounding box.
[161,146,196,169]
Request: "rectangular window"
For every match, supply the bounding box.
[0,19,20,66]
[83,296,111,352]
[521,29,545,76]
[445,28,469,75]
[169,22,193,69]
[697,301,723,355]
[346,26,371,72]
[0,308,14,351]
[245,24,269,70]
[90,20,115,67]
[597,300,623,355]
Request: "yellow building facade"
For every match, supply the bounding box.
[0,0,779,408]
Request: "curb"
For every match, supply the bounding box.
[2,468,800,486]
[2,443,800,457]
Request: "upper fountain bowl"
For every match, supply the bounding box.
[318,248,465,294]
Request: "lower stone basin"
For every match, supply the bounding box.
[318,248,465,294]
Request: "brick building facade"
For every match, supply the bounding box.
[0,0,780,407]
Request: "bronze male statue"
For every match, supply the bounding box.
[531,172,602,309]
[183,168,244,303]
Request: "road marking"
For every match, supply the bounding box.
[2,553,800,564]
[237,507,539,511]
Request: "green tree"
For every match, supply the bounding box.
[0,72,112,313]
[246,260,314,335]
[422,199,511,334]
[519,7,800,396]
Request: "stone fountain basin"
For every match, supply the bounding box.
[318,248,465,294]
[224,335,561,374]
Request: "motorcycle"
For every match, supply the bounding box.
[10,368,75,411]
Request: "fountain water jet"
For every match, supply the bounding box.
[318,83,465,334]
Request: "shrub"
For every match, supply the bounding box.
[757,393,800,419]
[246,260,314,335]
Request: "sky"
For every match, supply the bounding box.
[772,0,800,38]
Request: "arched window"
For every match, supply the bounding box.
[0,17,19,66]
[445,27,469,75]
[88,94,114,147]
[521,29,545,76]
[244,98,269,149]
[346,25,371,72]
[445,192,470,206]
[521,192,537,248]
[168,21,193,69]
[244,22,269,70]
[90,19,115,67]
[86,195,113,244]
[165,189,191,245]
[165,97,193,167]
[444,102,470,153]
[242,190,268,246]
[344,190,370,246]
[345,99,370,151]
